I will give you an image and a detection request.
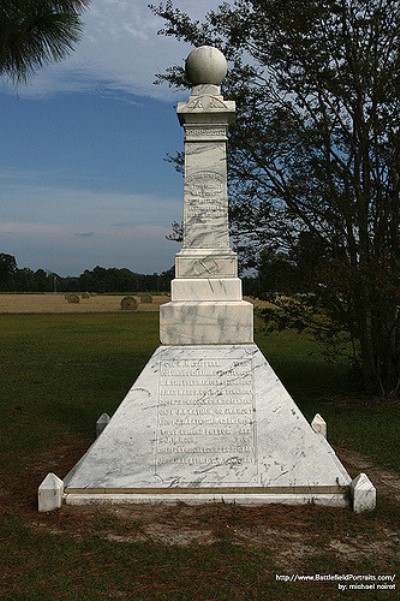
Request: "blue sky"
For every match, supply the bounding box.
[0,1,227,276]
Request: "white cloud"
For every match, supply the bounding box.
[0,176,182,228]
[0,177,182,274]
[0,2,233,273]
[1,0,230,100]
[0,219,178,275]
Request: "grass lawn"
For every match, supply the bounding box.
[0,313,398,600]
[256,328,400,472]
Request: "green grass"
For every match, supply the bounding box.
[0,313,398,600]
[1,312,398,470]
[1,313,159,465]
[254,327,399,471]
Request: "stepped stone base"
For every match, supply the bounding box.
[171,278,242,301]
[63,345,351,508]
[65,493,350,507]
[159,301,254,345]
[175,249,238,278]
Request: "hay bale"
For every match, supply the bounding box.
[66,294,80,304]
[89,292,97,297]
[140,294,153,304]
[120,296,138,311]
[81,292,90,299]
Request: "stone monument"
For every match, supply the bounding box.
[39,47,375,512]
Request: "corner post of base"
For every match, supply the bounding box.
[38,472,64,512]
[351,472,376,512]
[311,413,327,439]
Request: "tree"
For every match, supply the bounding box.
[0,252,17,289]
[0,0,89,83]
[34,268,49,292]
[151,0,400,396]
[257,250,295,295]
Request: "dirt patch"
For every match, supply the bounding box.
[0,293,169,313]
[329,536,396,563]
[2,441,399,573]
[337,447,400,503]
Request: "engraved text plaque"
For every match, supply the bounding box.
[155,355,258,483]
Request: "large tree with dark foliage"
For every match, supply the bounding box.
[0,0,89,83]
[0,252,17,289]
[151,0,400,396]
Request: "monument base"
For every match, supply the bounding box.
[65,493,350,508]
[62,344,352,508]
[160,302,254,344]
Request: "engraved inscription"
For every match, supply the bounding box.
[185,172,225,223]
[155,358,257,479]
[186,128,227,139]
[184,171,229,248]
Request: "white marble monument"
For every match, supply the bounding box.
[39,46,374,511]
[160,47,253,346]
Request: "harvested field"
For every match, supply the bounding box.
[0,293,169,313]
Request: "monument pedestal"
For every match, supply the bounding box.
[161,245,253,344]
[160,301,253,345]
[63,344,351,508]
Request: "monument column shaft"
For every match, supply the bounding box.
[159,85,254,345]
[173,86,238,281]
[183,122,230,250]
[178,87,235,254]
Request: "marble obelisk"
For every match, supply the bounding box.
[39,47,375,512]
[160,47,252,345]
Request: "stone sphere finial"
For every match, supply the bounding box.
[185,46,228,86]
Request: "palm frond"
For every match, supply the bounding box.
[0,0,89,82]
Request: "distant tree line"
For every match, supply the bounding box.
[0,250,322,297]
[0,253,174,293]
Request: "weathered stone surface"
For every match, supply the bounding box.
[185,46,228,86]
[351,473,376,512]
[64,345,351,505]
[66,493,350,508]
[96,413,111,438]
[61,47,358,512]
[311,413,327,439]
[160,302,253,345]
[183,167,229,250]
[171,278,242,302]
[159,61,250,345]
[175,249,238,279]
[38,473,64,512]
